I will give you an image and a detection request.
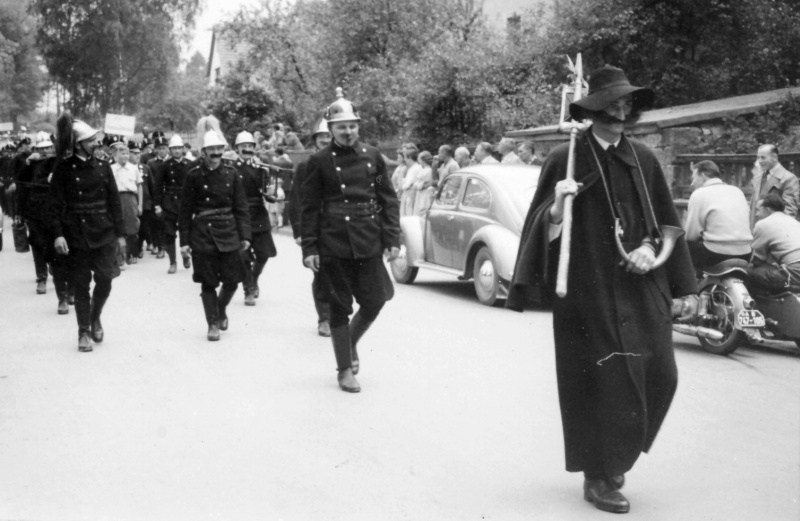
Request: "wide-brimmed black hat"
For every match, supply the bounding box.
[569,65,654,121]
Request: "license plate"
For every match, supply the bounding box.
[737,310,765,328]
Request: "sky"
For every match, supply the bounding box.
[187,0,538,61]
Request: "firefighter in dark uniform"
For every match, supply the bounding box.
[154,134,192,273]
[179,130,252,341]
[232,131,277,306]
[17,133,72,312]
[49,114,126,352]
[129,140,154,259]
[289,117,332,336]
[146,131,169,258]
[300,88,401,393]
[140,136,155,165]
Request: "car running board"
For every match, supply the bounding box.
[415,261,467,279]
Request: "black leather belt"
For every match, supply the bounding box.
[195,208,232,220]
[323,201,380,217]
[69,201,107,215]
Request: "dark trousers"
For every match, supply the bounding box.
[136,210,156,253]
[688,241,751,271]
[27,220,70,297]
[746,262,800,292]
[312,273,330,323]
[318,255,393,328]
[64,242,120,305]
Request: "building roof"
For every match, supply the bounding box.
[507,86,800,139]
[206,29,253,81]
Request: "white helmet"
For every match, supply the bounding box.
[168,134,184,148]
[34,131,53,149]
[235,131,255,146]
[310,118,329,139]
[202,130,226,149]
[73,120,98,142]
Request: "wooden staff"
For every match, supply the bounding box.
[555,54,584,298]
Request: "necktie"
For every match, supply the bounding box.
[760,169,770,192]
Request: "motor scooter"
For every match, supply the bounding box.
[673,259,765,355]
[673,259,800,355]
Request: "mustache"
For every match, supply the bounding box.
[241,150,254,156]
[209,153,222,159]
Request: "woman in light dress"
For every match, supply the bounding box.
[414,151,435,216]
[401,148,423,216]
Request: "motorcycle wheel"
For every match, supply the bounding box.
[698,285,745,356]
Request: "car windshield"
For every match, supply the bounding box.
[494,170,538,217]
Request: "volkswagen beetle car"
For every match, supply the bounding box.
[390,164,539,306]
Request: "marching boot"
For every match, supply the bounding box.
[90,297,107,343]
[75,300,93,352]
[244,289,256,306]
[252,261,266,299]
[348,312,373,376]
[331,325,359,393]
[315,299,331,337]
[181,250,191,269]
[201,291,220,341]
[217,285,237,331]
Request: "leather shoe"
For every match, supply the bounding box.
[183,256,191,269]
[156,250,165,259]
[337,368,360,393]
[58,299,69,315]
[78,333,93,352]
[584,478,630,514]
[244,292,256,306]
[207,324,220,341]
[167,263,177,274]
[317,320,331,337]
[36,281,46,294]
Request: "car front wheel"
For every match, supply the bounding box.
[390,245,418,284]
[473,246,501,306]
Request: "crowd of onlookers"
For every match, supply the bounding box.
[389,138,541,216]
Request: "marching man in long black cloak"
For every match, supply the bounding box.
[507,66,697,514]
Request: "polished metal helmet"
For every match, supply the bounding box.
[73,120,99,142]
[324,87,360,123]
[168,134,184,148]
[235,131,256,146]
[202,130,226,149]
[310,117,329,139]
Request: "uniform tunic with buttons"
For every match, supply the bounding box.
[154,157,191,216]
[232,158,277,258]
[178,161,251,254]
[300,140,400,259]
[48,155,125,250]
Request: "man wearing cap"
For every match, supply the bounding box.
[232,130,277,306]
[146,131,169,258]
[300,89,401,393]
[154,134,192,273]
[49,113,127,352]
[17,133,72,312]
[179,130,251,341]
[289,117,332,336]
[110,140,143,267]
[507,66,697,513]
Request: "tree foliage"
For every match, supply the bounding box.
[138,51,208,135]
[32,0,201,118]
[210,0,800,147]
[0,0,44,124]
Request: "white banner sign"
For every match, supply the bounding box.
[0,122,14,132]
[104,114,136,136]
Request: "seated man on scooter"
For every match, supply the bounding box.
[746,193,800,293]
[684,160,753,271]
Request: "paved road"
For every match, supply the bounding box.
[0,226,798,520]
